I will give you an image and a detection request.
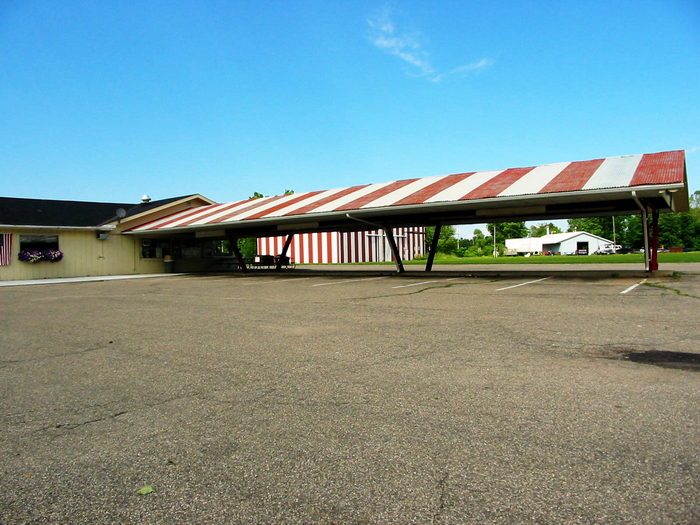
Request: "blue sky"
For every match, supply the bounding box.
[1,1,699,236]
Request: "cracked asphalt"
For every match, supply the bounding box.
[1,269,699,524]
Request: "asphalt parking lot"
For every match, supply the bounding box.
[1,269,699,524]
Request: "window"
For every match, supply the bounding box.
[141,238,232,259]
[171,239,232,259]
[20,234,59,251]
[141,239,171,259]
[209,240,232,257]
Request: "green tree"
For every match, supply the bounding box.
[425,225,458,254]
[528,222,562,237]
[486,222,527,244]
[567,191,700,250]
[237,238,257,260]
[464,228,490,256]
[567,217,617,240]
[690,190,700,215]
[658,210,699,249]
[684,191,700,250]
[616,215,643,248]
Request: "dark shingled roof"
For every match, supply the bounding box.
[0,196,194,227]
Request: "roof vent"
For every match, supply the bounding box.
[140,194,151,203]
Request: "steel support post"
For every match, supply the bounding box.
[650,209,660,272]
[275,234,294,270]
[227,233,248,271]
[425,224,441,272]
[383,227,405,273]
[640,206,650,272]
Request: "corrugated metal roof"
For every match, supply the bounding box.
[129,150,686,233]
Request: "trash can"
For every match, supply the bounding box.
[164,256,175,273]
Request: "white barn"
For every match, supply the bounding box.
[257,227,425,264]
[506,231,614,255]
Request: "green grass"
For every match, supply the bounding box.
[306,251,700,266]
[400,251,700,265]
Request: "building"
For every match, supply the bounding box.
[0,194,214,281]
[1,150,689,277]
[506,231,615,255]
[0,195,424,280]
[257,227,425,264]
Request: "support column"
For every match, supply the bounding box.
[640,206,650,272]
[425,224,441,272]
[227,232,247,271]
[650,209,659,272]
[383,227,405,273]
[275,234,294,270]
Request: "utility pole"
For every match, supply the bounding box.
[493,224,497,257]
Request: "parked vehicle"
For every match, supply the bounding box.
[596,243,621,255]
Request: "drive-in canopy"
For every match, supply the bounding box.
[128,150,687,238]
[126,150,688,272]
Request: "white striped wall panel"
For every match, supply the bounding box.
[257,228,425,264]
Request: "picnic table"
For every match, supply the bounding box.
[251,255,295,269]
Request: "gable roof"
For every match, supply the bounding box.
[539,231,612,244]
[0,195,202,228]
[129,150,688,236]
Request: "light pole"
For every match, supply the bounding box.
[493,224,497,258]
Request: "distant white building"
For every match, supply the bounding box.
[506,231,614,255]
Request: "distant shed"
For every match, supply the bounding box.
[506,231,614,255]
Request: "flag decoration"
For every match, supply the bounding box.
[0,234,12,266]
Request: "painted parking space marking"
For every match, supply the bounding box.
[312,277,386,287]
[496,276,552,291]
[620,278,647,294]
[241,277,308,285]
[392,280,439,289]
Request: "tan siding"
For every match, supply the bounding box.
[0,229,164,281]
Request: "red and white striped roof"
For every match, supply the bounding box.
[130,150,686,233]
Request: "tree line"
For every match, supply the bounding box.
[426,190,700,256]
[224,188,699,259]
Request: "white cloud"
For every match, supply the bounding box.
[367,7,434,76]
[367,6,493,82]
[430,58,494,83]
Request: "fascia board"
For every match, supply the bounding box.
[118,195,214,225]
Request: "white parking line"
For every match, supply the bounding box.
[241,277,305,285]
[620,278,647,295]
[312,277,385,287]
[496,276,552,291]
[392,280,439,289]
[0,273,189,287]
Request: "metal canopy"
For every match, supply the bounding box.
[126,150,688,273]
[127,150,688,239]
